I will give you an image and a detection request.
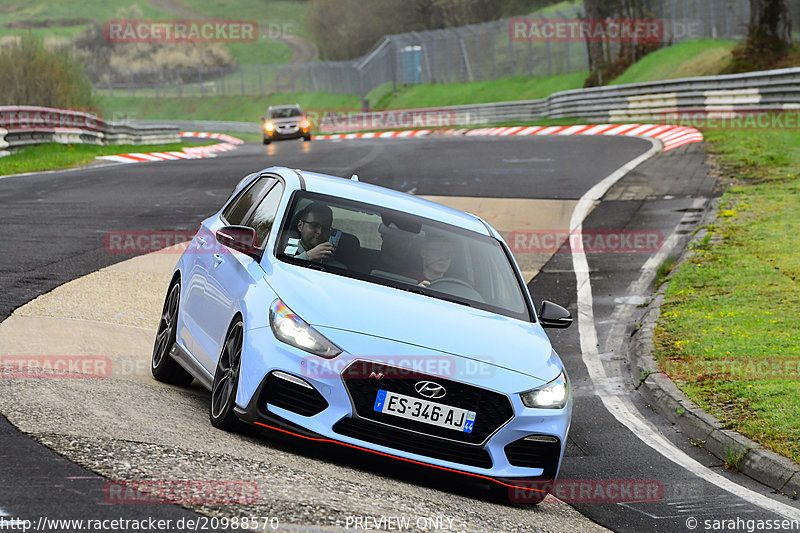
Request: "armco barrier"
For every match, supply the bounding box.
[315,67,800,132]
[124,67,800,136]
[0,106,180,156]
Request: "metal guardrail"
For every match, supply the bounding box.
[313,67,800,132]
[132,120,260,134]
[0,106,180,155]
[121,67,800,137]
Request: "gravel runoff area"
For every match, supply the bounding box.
[0,247,609,532]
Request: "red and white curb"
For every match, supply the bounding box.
[179,131,244,145]
[315,130,433,140]
[315,124,703,152]
[96,132,243,164]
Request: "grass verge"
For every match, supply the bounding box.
[610,39,737,85]
[0,141,212,176]
[654,124,800,464]
[99,93,361,123]
[369,72,588,109]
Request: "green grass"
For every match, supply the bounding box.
[0,0,173,25]
[368,71,588,109]
[0,0,309,66]
[655,124,800,463]
[611,39,737,85]
[534,0,580,15]
[156,0,310,65]
[98,92,362,122]
[0,141,211,176]
[175,0,310,39]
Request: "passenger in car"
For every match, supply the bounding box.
[294,203,344,267]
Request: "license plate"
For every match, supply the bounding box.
[373,390,476,433]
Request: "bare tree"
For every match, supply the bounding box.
[582,0,615,86]
[746,0,792,54]
[583,0,662,87]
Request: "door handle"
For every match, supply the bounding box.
[213,253,224,266]
[196,236,207,247]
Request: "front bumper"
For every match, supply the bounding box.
[235,326,571,483]
[263,124,310,140]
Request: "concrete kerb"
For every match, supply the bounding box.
[628,198,800,499]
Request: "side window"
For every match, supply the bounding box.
[222,177,276,225]
[242,182,284,247]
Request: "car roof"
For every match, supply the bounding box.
[281,168,490,236]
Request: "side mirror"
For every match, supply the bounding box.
[216,225,260,260]
[538,301,573,329]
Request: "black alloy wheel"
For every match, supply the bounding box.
[151,281,194,386]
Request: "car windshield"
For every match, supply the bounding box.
[269,107,301,118]
[275,191,532,322]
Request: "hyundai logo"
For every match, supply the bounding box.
[415,381,446,399]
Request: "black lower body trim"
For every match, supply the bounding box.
[333,417,492,469]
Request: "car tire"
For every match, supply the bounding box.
[303,135,311,142]
[210,318,246,432]
[262,138,271,145]
[151,281,195,387]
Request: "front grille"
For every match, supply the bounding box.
[341,360,513,445]
[333,417,492,469]
[504,436,561,478]
[262,372,328,417]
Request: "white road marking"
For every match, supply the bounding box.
[569,141,800,521]
[601,197,707,351]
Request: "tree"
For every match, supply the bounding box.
[0,34,94,108]
[746,0,792,56]
[582,0,662,87]
[726,0,793,72]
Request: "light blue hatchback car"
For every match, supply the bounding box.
[152,166,573,501]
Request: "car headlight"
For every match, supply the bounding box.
[300,119,309,129]
[520,370,569,409]
[269,299,341,358]
[265,122,275,132]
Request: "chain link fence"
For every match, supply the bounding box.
[95,0,756,99]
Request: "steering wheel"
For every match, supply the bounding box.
[426,277,485,302]
[427,277,474,290]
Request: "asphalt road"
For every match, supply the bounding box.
[1,136,798,531]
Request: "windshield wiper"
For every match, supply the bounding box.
[432,293,473,307]
[400,285,472,307]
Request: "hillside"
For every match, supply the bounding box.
[0,0,312,65]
